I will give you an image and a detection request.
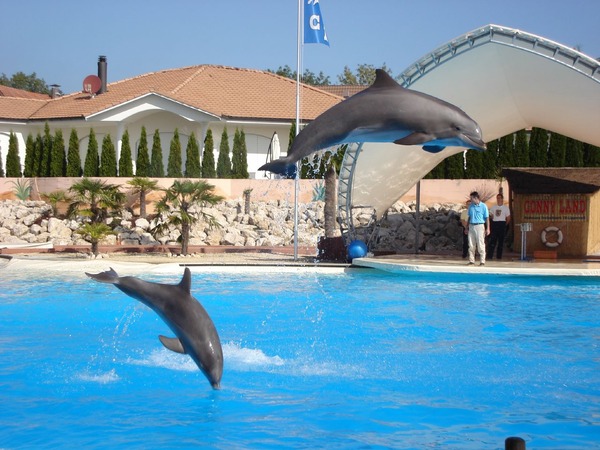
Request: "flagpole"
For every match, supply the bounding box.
[293,0,302,261]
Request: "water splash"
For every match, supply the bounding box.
[76,368,120,384]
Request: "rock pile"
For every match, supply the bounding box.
[0,199,466,253]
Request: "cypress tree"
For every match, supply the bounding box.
[150,129,164,177]
[201,129,216,178]
[50,129,66,176]
[118,129,134,177]
[167,128,183,177]
[564,138,584,167]
[216,127,232,178]
[100,134,117,176]
[232,128,249,178]
[23,133,35,177]
[583,143,600,167]
[136,126,150,176]
[66,129,82,177]
[33,134,43,176]
[445,151,464,179]
[83,128,100,176]
[529,127,549,167]
[547,132,567,167]
[40,122,53,176]
[465,147,484,178]
[288,121,296,151]
[184,132,201,178]
[480,138,498,178]
[497,134,514,171]
[513,129,529,167]
[6,132,22,177]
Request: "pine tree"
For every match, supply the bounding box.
[99,134,117,177]
[66,129,82,177]
[184,132,201,178]
[150,129,164,177]
[40,122,53,176]
[167,128,183,177]
[50,129,66,176]
[547,132,567,167]
[583,143,600,167]
[5,132,22,177]
[136,126,150,176]
[564,138,584,167]
[216,127,232,178]
[513,129,529,167]
[201,129,216,178]
[529,128,549,167]
[83,128,100,176]
[118,129,134,177]
[232,128,249,178]
[23,133,35,177]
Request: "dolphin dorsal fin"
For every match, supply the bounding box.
[179,267,192,293]
[371,69,401,89]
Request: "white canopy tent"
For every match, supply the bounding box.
[337,24,600,238]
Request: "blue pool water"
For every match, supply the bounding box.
[0,267,599,449]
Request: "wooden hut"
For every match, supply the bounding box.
[502,168,600,258]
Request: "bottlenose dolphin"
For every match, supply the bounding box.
[86,267,223,389]
[260,69,486,175]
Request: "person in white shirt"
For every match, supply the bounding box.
[487,193,511,260]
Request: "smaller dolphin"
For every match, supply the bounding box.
[86,267,223,389]
[259,69,486,175]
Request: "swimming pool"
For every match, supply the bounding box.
[1,264,598,449]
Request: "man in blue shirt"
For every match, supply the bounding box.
[467,191,490,266]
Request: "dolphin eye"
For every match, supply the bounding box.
[454,126,461,131]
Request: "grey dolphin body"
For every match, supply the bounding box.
[259,69,486,175]
[86,267,223,389]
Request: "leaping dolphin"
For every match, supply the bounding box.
[86,267,223,389]
[259,69,486,175]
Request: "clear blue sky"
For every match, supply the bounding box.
[2,0,599,94]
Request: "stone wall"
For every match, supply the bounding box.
[0,199,466,254]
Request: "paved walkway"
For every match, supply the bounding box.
[352,253,600,277]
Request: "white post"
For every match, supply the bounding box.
[294,0,303,261]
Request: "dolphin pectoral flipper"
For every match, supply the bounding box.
[159,335,186,354]
[394,132,434,146]
[422,145,446,153]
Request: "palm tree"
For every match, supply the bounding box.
[41,190,71,217]
[68,177,125,223]
[152,179,223,255]
[127,176,159,219]
[76,223,115,256]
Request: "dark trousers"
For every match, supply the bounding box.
[487,221,507,259]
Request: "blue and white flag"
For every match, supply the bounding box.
[304,0,329,46]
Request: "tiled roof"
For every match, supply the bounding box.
[0,85,50,99]
[0,65,343,122]
[317,85,367,98]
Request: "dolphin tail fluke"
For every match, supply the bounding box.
[85,267,120,284]
[258,160,297,178]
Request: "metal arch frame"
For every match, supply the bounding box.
[336,24,600,244]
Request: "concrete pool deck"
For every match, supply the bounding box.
[2,249,600,277]
[352,254,600,277]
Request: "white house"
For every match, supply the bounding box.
[0,60,343,178]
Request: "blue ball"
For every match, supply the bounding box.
[347,240,368,260]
